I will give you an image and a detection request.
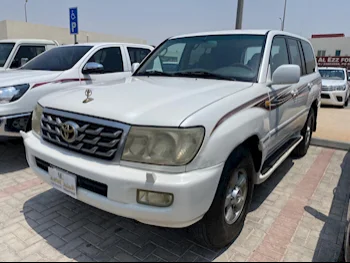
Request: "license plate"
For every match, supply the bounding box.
[48,167,77,199]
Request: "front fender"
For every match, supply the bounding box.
[186,107,270,172]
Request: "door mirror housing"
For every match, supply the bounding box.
[82,62,104,74]
[20,58,29,67]
[269,65,301,86]
[131,63,140,74]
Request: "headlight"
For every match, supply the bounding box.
[122,126,205,166]
[32,104,43,136]
[335,85,347,91]
[0,84,30,104]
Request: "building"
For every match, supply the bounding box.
[309,33,350,69]
[309,33,350,57]
[0,20,147,45]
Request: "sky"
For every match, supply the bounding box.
[0,0,349,45]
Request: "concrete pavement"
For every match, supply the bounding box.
[0,140,348,262]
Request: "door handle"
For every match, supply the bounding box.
[307,83,312,89]
[291,90,298,98]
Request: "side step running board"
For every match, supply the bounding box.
[257,136,303,185]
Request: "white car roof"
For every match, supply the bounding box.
[0,39,57,45]
[170,30,311,43]
[62,42,152,49]
[319,67,346,71]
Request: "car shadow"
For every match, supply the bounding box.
[0,138,28,174]
[304,151,350,262]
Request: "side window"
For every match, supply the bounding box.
[88,47,123,73]
[287,39,303,75]
[127,47,151,64]
[11,45,46,68]
[301,41,316,74]
[270,37,289,74]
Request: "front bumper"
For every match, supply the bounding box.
[0,113,31,137]
[22,131,224,228]
[321,91,348,106]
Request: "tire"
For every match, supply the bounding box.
[190,146,255,249]
[293,108,315,158]
[345,97,349,108]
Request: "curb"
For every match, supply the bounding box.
[311,137,350,151]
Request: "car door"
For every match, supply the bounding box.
[126,46,152,67]
[81,46,131,83]
[267,36,301,155]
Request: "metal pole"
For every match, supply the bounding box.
[74,35,77,44]
[235,0,244,29]
[281,0,287,31]
[24,0,28,22]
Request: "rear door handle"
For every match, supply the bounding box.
[307,83,312,89]
[291,89,298,98]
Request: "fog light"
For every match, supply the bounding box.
[137,190,174,207]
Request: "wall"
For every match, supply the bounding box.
[310,37,350,56]
[0,20,7,40]
[1,20,146,45]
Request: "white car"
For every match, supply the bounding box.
[0,39,58,71]
[23,30,321,248]
[0,42,153,136]
[319,67,350,107]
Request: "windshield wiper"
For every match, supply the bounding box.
[173,71,236,81]
[136,70,174,77]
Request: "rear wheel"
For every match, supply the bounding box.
[191,146,254,249]
[293,108,315,158]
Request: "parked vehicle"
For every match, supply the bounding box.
[22,30,321,249]
[0,42,153,137]
[0,39,58,71]
[319,67,350,107]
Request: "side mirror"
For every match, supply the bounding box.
[20,58,29,67]
[131,63,140,73]
[270,64,301,86]
[82,62,104,74]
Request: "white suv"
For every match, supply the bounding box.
[319,67,350,107]
[23,30,321,248]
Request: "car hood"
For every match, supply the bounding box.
[40,77,252,127]
[0,70,63,86]
[321,79,346,86]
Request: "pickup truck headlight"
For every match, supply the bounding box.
[0,84,30,104]
[32,104,43,136]
[122,126,205,166]
[335,85,347,91]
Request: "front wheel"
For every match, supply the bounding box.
[191,146,254,249]
[293,108,315,158]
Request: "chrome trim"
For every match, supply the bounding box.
[0,113,31,137]
[42,108,131,163]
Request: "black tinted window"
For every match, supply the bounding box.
[127,47,151,64]
[22,46,92,71]
[301,41,316,74]
[11,46,46,68]
[0,43,15,67]
[88,47,123,73]
[287,39,303,75]
[270,37,289,74]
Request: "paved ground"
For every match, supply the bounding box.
[0,139,349,262]
[314,106,350,142]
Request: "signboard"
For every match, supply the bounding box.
[317,56,350,69]
[69,7,78,35]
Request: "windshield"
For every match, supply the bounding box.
[21,46,92,71]
[319,69,345,80]
[0,43,15,67]
[134,34,266,82]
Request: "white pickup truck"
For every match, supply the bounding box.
[0,42,153,137]
[0,39,58,71]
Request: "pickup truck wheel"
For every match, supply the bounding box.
[345,97,349,107]
[190,146,254,249]
[293,108,315,158]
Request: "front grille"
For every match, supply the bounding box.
[35,158,108,197]
[322,86,334,92]
[41,112,124,160]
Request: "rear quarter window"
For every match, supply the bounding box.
[301,41,316,75]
